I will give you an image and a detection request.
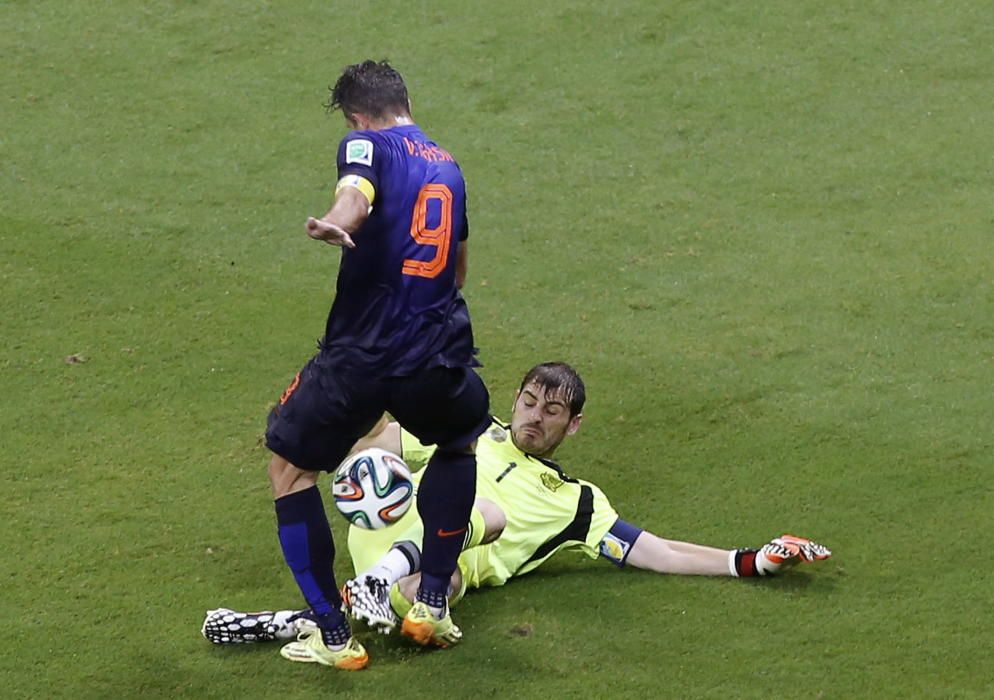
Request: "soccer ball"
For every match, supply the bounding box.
[331,448,414,529]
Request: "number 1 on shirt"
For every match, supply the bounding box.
[402,183,453,279]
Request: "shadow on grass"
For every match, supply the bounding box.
[758,564,845,593]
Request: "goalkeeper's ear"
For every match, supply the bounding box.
[565,412,583,437]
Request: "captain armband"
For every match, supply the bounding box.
[597,518,644,567]
[335,174,376,206]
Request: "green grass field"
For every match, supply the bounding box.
[3,1,992,697]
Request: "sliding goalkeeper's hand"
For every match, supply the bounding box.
[755,534,832,575]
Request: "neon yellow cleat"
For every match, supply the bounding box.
[400,601,463,648]
[279,628,369,671]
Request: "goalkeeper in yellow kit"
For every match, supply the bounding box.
[203,362,830,646]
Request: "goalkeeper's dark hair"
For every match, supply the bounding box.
[519,362,586,417]
[327,60,410,120]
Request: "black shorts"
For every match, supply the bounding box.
[265,354,490,472]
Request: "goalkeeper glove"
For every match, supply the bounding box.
[730,534,831,577]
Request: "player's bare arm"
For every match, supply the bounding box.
[622,529,831,577]
[305,185,370,248]
[624,532,732,576]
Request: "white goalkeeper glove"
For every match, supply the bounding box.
[730,534,832,577]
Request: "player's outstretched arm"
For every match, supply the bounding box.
[624,531,831,577]
[306,185,370,248]
[624,531,732,576]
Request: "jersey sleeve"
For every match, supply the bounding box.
[336,130,382,193]
[579,480,620,559]
[399,428,438,470]
[509,476,621,579]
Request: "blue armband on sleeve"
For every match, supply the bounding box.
[597,518,644,567]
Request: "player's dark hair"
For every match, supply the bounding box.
[519,362,586,417]
[327,60,410,120]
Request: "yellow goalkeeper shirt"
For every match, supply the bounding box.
[347,418,619,588]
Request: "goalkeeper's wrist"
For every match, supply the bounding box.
[729,548,762,577]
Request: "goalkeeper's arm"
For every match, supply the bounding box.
[624,530,735,576]
[616,523,831,577]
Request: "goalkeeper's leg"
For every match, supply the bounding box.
[346,500,494,633]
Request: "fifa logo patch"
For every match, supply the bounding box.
[540,472,565,492]
[598,533,630,565]
[345,139,373,166]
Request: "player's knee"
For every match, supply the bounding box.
[476,498,506,543]
[398,574,419,603]
[449,567,463,599]
[267,454,288,484]
[268,454,317,498]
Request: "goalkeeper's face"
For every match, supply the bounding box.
[509,382,582,458]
